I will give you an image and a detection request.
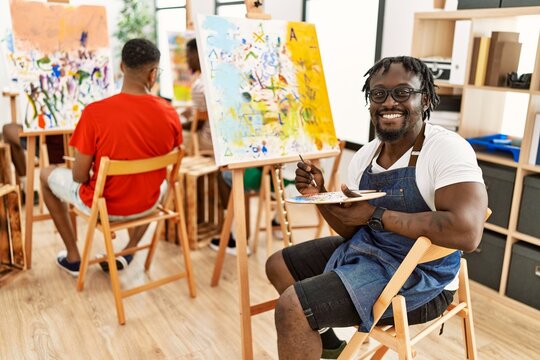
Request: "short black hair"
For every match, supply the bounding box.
[121,38,160,69]
[362,56,440,120]
[186,38,197,52]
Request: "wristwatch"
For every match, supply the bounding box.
[368,207,386,231]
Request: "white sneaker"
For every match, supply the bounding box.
[209,237,251,256]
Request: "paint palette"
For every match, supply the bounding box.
[286,190,386,204]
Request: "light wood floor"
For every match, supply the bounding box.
[2,202,540,359]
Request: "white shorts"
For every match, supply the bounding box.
[47,167,167,222]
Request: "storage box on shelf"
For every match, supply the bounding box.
[478,161,516,227]
[412,6,540,311]
[517,174,540,238]
[463,229,506,290]
[506,241,540,310]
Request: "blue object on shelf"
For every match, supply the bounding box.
[466,134,520,162]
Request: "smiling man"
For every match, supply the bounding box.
[265,56,488,359]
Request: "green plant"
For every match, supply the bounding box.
[114,0,156,49]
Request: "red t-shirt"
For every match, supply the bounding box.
[70,93,182,215]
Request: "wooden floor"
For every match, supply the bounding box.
[2,202,540,359]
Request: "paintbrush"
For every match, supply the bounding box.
[299,154,318,188]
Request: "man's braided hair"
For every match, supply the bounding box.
[361,56,440,120]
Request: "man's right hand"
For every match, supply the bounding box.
[295,160,324,196]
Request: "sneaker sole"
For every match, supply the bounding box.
[209,243,250,257]
[55,260,79,277]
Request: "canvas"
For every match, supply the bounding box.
[196,15,339,167]
[168,31,195,104]
[5,1,112,132]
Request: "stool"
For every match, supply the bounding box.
[0,184,25,277]
[179,156,223,250]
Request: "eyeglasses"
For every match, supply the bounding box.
[155,67,163,77]
[367,87,423,104]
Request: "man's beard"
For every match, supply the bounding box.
[375,119,408,142]
[371,107,424,142]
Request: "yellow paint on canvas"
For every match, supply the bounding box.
[286,23,337,149]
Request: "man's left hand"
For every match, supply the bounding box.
[323,184,375,227]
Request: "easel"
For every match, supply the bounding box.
[21,129,73,269]
[13,0,76,269]
[206,2,340,358]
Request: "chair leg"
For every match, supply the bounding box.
[392,295,413,360]
[174,182,196,298]
[338,332,370,360]
[371,345,390,360]
[459,259,478,360]
[76,208,99,291]
[145,192,172,271]
[98,199,126,325]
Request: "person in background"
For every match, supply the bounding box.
[40,38,183,276]
[265,56,488,359]
[180,38,213,154]
[1,123,64,203]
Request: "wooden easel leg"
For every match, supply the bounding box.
[232,168,253,360]
[211,191,234,287]
[23,136,36,269]
[252,165,269,254]
[270,165,292,248]
[263,170,273,255]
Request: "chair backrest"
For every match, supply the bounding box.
[90,148,184,209]
[371,207,492,328]
[418,207,492,264]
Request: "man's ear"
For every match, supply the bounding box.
[148,67,158,84]
[120,62,125,73]
[422,94,429,111]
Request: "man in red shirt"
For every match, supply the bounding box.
[40,39,183,276]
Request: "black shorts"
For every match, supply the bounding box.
[282,237,455,330]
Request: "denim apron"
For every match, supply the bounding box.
[324,126,460,332]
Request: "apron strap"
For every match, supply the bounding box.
[407,123,426,167]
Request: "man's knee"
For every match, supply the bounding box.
[39,166,56,187]
[275,285,303,327]
[266,250,285,285]
[2,123,22,145]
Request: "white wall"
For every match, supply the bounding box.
[381,0,434,58]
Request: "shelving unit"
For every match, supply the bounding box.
[412,7,540,310]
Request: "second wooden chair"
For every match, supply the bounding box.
[74,148,196,325]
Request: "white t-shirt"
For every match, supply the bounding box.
[346,123,484,291]
[347,123,484,210]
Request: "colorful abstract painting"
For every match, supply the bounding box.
[5,1,112,132]
[196,15,339,167]
[168,31,195,103]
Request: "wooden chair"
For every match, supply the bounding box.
[74,148,196,325]
[338,209,492,360]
